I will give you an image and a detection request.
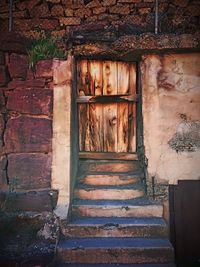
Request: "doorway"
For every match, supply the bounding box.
[77,59,137,160]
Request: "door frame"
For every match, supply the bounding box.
[74,58,141,160]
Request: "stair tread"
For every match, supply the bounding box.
[76,183,144,190]
[67,217,166,226]
[58,237,173,249]
[58,264,176,267]
[73,198,161,206]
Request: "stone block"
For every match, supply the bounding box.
[30,3,50,18]
[0,32,32,54]
[59,17,81,26]
[27,0,41,11]
[0,89,5,112]
[51,5,64,17]
[8,54,28,80]
[0,169,7,190]
[74,8,92,18]
[0,114,5,147]
[0,51,5,65]
[86,0,101,8]
[33,18,59,30]
[65,9,73,17]
[13,19,32,31]
[35,60,53,78]
[4,190,58,212]
[16,1,27,11]
[102,0,116,7]
[12,10,28,18]
[7,79,46,89]
[109,4,130,15]
[5,116,52,153]
[53,58,71,85]
[187,4,200,16]
[174,0,189,7]
[47,0,60,3]
[0,156,7,191]
[7,89,53,115]
[7,153,51,190]
[92,7,106,15]
[0,66,8,86]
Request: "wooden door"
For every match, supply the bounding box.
[77,60,137,158]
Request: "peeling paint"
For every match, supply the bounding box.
[169,120,200,152]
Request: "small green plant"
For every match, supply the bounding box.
[28,35,66,68]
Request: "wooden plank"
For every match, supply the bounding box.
[117,103,129,152]
[103,61,118,95]
[103,103,118,152]
[129,63,136,95]
[76,95,137,103]
[77,60,90,96]
[79,104,90,151]
[88,60,103,96]
[118,62,130,94]
[128,103,136,152]
[79,152,138,161]
[128,61,137,157]
[88,104,104,151]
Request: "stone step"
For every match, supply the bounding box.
[78,174,141,186]
[74,183,145,200]
[61,217,168,238]
[79,160,140,174]
[72,199,163,218]
[57,237,174,264]
[58,264,176,267]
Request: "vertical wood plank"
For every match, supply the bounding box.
[117,103,129,152]
[89,104,104,151]
[118,62,130,95]
[103,61,117,95]
[103,103,118,152]
[79,104,90,151]
[128,103,136,152]
[77,60,90,96]
[129,63,136,95]
[88,60,103,96]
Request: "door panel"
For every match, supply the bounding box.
[118,103,129,152]
[118,62,130,94]
[89,104,104,151]
[103,103,118,152]
[103,61,118,95]
[77,60,137,154]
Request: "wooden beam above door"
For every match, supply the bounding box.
[79,152,138,161]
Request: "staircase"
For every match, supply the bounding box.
[56,157,175,267]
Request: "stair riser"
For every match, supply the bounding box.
[79,161,140,173]
[57,247,174,264]
[75,189,144,200]
[62,225,168,238]
[81,175,140,186]
[72,205,163,218]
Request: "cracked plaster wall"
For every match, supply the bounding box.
[142,53,200,185]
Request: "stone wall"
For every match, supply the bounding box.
[142,53,200,187]
[0,0,199,39]
[0,48,57,212]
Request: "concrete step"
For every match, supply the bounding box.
[79,160,140,174]
[74,183,145,200]
[72,199,163,218]
[78,174,142,186]
[57,237,174,264]
[61,217,168,238]
[58,264,176,267]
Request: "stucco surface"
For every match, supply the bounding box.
[142,53,200,184]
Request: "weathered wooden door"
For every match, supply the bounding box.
[77,60,137,158]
